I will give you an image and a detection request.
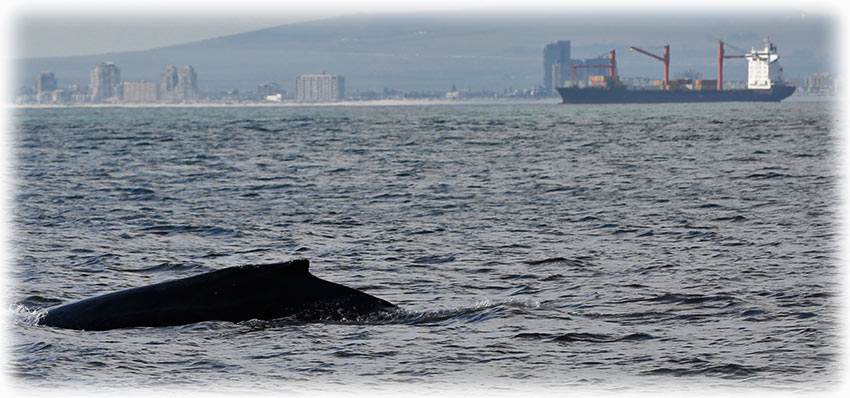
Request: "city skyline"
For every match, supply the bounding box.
[7,4,839,97]
[16,51,838,106]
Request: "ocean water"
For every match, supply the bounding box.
[7,103,840,394]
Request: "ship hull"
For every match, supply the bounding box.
[556,85,795,104]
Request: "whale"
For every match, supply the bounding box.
[37,259,396,331]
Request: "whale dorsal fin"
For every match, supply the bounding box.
[284,259,310,275]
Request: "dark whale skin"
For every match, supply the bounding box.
[38,259,396,331]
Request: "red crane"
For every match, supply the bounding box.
[717,41,746,90]
[570,50,616,81]
[629,45,669,88]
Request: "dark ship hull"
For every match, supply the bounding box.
[556,85,795,104]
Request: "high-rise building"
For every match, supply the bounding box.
[90,62,121,103]
[159,66,179,100]
[296,73,344,102]
[35,72,58,94]
[543,40,571,93]
[121,81,159,103]
[805,72,839,96]
[551,62,566,90]
[159,65,200,102]
[176,65,199,101]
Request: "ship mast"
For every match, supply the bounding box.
[629,45,669,88]
[717,41,746,90]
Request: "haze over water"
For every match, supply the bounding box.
[9,103,839,393]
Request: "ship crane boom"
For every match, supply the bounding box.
[570,50,616,81]
[629,45,670,87]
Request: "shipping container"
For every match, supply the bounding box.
[693,79,718,90]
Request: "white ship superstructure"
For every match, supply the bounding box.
[746,38,785,90]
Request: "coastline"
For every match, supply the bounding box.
[9,97,563,109]
[8,95,838,109]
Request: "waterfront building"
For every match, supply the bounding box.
[257,82,282,96]
[176,65,200,101]
[805,72,839,96]
[121,81,159,103]
[70,90,90,104]
[159,65,200,102]
[90,62,121,103]
[550,61,567,90]
[543,40,571,94]
[160,66,179,100]
[14,86,35,104]
[35,72,58,94]
[296,73,344,102]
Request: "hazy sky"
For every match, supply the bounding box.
[12,15,325,59]
[8,0,843,59]
[10,8,342,59]
[8,0,505,59]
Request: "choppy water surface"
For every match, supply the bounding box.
[8,103,839,393]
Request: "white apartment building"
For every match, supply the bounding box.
[296,73,345,102]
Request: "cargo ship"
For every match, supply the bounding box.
[556,38,795,104]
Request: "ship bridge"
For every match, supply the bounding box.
[747,38,784,90]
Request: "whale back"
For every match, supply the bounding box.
[38,259,395,330]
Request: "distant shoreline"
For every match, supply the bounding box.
[10,98,563,109]
[9,95,836,109]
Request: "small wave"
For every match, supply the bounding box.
[615,292,738,307]
[643,363,762,379]
[740,309,775,322]
[524,257,593,268]
[578,310,672,321]
[525,257,568,265]
[108,187,157,200]
[139,224,241,237]
[740,309,768,317]
[247,183,296,191]
[110,261,205,274]
[746,172,790,180]
[552,332,655,344]
[512,332,554,339]
[16,295,62,308]
[73,253,119,268]
[632,263,676,275]
[411,255,456,265]
[332,350,398,359]
[713,215,747,222]
[788,311,819,319]
[683,230,718,240]
[241,124,274,132]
